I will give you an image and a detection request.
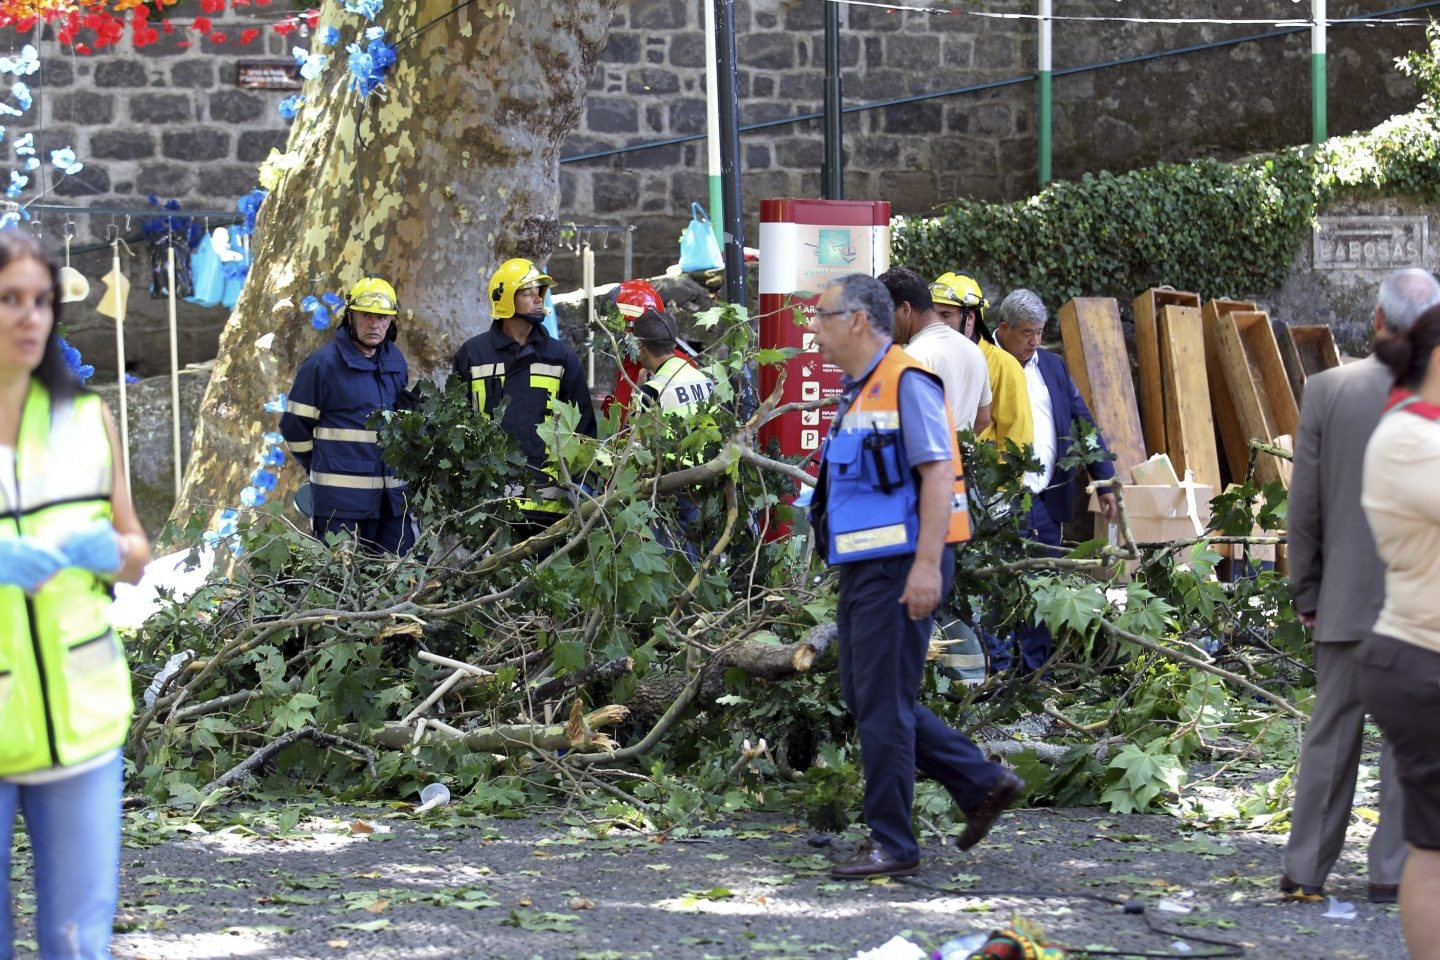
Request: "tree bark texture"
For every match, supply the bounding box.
[625,635,838,725]
[173,0,618,535]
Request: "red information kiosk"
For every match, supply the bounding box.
[756,198,892,467]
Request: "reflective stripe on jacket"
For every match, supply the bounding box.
[815,346,971,564]
[0,382,130,777]
[451,322,598,515]
[279,331,409,521]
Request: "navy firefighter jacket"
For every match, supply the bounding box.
[450,320,598,477]
[280,330,410,520]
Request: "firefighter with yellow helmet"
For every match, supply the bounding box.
[929,272,1034,452]
[281,275,417,554]
[451,258,597,532]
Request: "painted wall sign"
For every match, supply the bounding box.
[236,61,302,90]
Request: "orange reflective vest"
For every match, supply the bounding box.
[813,346,971,564]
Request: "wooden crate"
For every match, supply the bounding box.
[1202,298,1259,486]
[1278,324,1342,405]
[1133,288,1202,458]
[1214,309,1299,488]
[1158,305,1221,492]
[1059,297,1147,481]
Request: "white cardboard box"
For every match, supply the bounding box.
[1090,483,1213,577]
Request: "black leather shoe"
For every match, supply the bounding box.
[1368,883,1399,904]
[830,838,920,879]
[1279,874,1324,899]
[957,769,1024,851]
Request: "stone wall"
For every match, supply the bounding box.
[17,1,1434,376]
[561,0,1431,284]
[17,11,294,377]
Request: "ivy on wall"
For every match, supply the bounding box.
[894,26,1440,308]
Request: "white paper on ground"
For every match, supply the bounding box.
[847,934,928,960]
[1323,897,1357,920]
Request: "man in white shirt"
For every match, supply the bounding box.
[992,288,1117,674]
[879,267,991,433]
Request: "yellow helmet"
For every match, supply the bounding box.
[929,272,988,311]
[347,276,399,315]
[488,258,552,320]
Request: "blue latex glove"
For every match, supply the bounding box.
[60,519,124,574]
[0,536,69,593]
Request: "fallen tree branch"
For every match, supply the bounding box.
[1099,620,1304,720]
[624,631,834,724]
[353,704,631,754]
[563,661,709,767]
[530,657,634,702]
[201,725,377,795]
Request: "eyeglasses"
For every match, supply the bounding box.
[813,307,853,320]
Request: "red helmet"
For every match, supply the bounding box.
[611,279,668,328]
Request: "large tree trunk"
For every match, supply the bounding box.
[171,0,617,536]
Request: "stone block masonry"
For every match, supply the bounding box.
[15,13,298,382]
[560,0,1430,284]
[16,0,1433,361]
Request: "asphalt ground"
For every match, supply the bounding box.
[6,798,1404,960]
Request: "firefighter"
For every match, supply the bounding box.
[281,276,416,554]
[451,258,597,533]
[630,304,716,559]
[930,272,1033,453]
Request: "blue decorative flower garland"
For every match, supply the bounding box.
[4,2,397,558]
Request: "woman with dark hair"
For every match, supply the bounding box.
[1361,300,1440,960]
[0,228,150,959]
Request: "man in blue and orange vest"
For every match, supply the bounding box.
[806,273,1023,879]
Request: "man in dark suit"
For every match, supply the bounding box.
[992,288,1117,673]
[1282,266,1440,903]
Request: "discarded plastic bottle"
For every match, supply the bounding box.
[414,783,450,814]
[143,649,195,707]
[934,932,988,959]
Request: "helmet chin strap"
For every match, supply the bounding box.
[517,310,547,326]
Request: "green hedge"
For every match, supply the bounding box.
[894,29,1440,310]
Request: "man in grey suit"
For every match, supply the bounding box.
[1282,266,1440,902]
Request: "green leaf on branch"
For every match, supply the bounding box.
[1033,578,1108,636]
[270,693,321,733]
[1101,742,1187,814]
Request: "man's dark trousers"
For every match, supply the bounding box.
[315,496,416,555]
[986,499,1062,674]
[836,549,1000,861]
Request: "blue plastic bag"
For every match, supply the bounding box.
[220,230,252,308]
[678,202,723,273]
[183,234,222,306]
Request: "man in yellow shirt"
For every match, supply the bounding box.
[930,273,1033,454]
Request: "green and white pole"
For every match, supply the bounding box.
[1038,0,1053,186]
[704,0,724,248]
[1312,0,1327,143]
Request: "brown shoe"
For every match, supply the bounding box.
[957,769,1024,851]
[1368,883,1399,904]
[830,838,920,879]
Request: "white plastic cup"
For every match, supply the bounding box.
[414,783,451,814]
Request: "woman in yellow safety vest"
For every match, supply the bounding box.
[0,229,150,960]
